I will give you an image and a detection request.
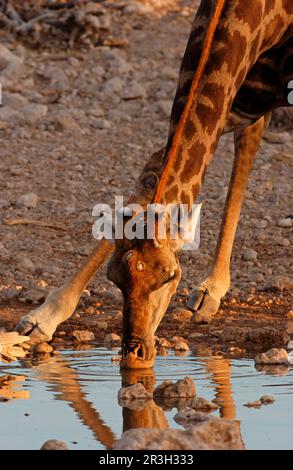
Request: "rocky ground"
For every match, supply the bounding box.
[0,0,292,358]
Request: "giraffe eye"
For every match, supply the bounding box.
[136,261,145,272]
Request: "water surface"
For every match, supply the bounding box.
[0,348,292,449]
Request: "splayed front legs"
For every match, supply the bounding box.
[187,114,271,323]
[16,239,113,341]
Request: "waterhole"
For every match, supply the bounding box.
[0,348,292,449]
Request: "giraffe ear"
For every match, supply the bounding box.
[170,203,201,252]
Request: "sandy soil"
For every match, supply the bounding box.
[0,0,292,356]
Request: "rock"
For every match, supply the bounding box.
[103,77,124,96]
[114,416,244,450]
[254,348,289,365]
[242,248,258,262]
[0,199,11,209]
[288,351,293,365]
[118,383,152,405]
[104,333,121,346]
[156,337,172,349]
[269,276,293,292]
[56,113,79,131]
[260,395,275,405]
[287,340,293,350]
[0,44,24,88]
[33,342,53,354]
[21,104,48,126]
[16,257,35,273]
[174,409,212,426]
[121,82,146,100]
[89,118,111,129]
[156,100,173,117]
[174,341,190,351]
[24,288,47,303]
[96,321,108,330]
[169,308,193,323]
[244,400,262,408]
[40,440,68,450]
[154,377,195,400]
[72,330,95,342]
[191,396,219,411]
[17,192,39,209]
[277,217,292,228]
[275,237,291,247]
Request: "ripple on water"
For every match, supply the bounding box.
[0,348,292,450]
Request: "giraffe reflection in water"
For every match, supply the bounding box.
[19,352,243,448]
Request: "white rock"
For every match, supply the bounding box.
[118,382,152,401]
[0,44,24,87]
[277,218,292,228]
[287,340,293,350]
[41,440,68,450]
[17,192,39,209]
[114,417,244,450]
[72,330,95,342]
[254,348,289,365]
[156,100,173,117]
[121,82,146,100]
[103,77,124,95]
[242,248,258,262]
[21,104,48,126]
[16,257,35,273]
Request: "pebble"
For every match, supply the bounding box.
[154,377,195,399]
[269,276,293,292]
[118,383,152,402]
[121,82,146,100]
[72,330,95,342]
[174,341,190,352]
[40,440,68,450]
[16,257,35,273]
[242,248,258,262]
[24,288,47,303]
[104,333,121,346]
[103,77,124,95]
[260,395,275,405]
[17,192,39,208]
[0,198,11,209]
[96,321,108,330]
[244,400,262,408]
[287,340,293,350]
[56,113,79,131]
[33,342,53,354]
[254,348,289,365]
[191,396,219,411]
[277,217,292,228]
[156,100,173,117]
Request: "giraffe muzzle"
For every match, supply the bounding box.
[120,337,156,369]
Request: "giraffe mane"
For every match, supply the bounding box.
[153,0,227,205]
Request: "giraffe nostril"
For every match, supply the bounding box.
[123,340,146,359]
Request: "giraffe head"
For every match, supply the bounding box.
[107,206,199,369]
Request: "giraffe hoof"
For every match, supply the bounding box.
[187,288,220,324]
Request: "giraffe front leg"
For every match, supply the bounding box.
[184,114,271,323]
[16,239,113,342]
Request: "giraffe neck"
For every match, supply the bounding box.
[156,0,292,209]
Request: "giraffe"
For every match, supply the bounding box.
[16,0,293,369]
